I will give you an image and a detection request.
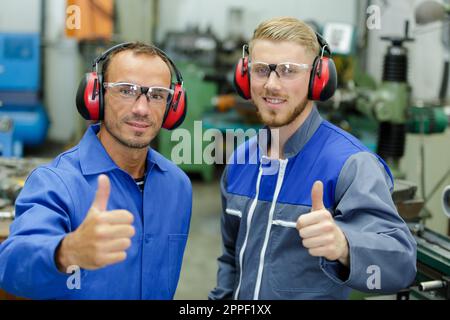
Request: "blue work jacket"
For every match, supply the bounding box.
[0,124,192,299]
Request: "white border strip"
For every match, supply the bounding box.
[225,208,242,218]
[234,166,263,300]
[272,219,297,229]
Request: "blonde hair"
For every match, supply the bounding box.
[249,17,320,59]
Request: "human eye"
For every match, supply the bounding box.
[118,85,137,97]
[252,63,268,77]
[149,88,169,101]
[149,92,164,100]
[279,64,298,76]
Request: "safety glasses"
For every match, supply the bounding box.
[249,61,311,81]
[103,82,174,106]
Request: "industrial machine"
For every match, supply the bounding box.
[356,23,413,177]
[408,223,450,300]
[0,33,49,157]
[392,180,450,300]
[0,157,51,244]
[320,22,449,173]
[0,157,49,300]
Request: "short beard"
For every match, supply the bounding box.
[257,97,309,128]
[104,120,153,149]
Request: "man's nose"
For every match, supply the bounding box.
[264,71,282,91]
[131,94,150,116]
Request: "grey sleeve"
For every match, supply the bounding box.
[320,152,417,293]
[208,166,239,300]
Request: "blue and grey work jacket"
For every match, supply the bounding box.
[209,106,417,300]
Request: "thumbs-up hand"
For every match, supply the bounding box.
[296,181,349,266]
[56,175,135,271]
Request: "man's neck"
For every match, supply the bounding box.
[268,102,313,159]
[97,129,148,179]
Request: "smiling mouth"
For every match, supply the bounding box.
[263,97,286,105]
[126,121,150,130]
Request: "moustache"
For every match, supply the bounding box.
[262,91,288,99]
[122,116,154,126]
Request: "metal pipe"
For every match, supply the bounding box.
[419,280,446,291]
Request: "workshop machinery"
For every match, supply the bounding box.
[393,180,450,300]
[0,33,49,157]
[319,21,449,173]
[0,157,49,300]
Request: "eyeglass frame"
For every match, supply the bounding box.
[248,61,312,80]
[103,82,175,105]
[240,31,332,80]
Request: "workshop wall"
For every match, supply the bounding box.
[0,0,40,32]
[157,0,358,42]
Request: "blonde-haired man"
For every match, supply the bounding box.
[209,17,416,300]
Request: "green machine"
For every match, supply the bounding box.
[354,22,448,178]
[355,23,414,178]
[408,223,450,300]
[158,62,218,181]
[396,183,450,300]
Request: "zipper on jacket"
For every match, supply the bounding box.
[233,165,264,300]
[253,159,288,300]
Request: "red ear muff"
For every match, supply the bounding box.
[234,57,251,100]
[76,72,103,120]
[308,56,337,101]
[162,83,187,130]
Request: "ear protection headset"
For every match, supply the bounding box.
[233,33,337,102]
[76,42,187,130]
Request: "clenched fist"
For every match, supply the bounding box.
[56,174,135,271]
[296,181,349,266]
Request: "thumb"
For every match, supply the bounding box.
[311,180,325,211]
[91,174,111,212]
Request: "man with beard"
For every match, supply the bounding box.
[209,17,416,300]
[0,43,192,299]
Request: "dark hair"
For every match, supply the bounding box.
[102,42,171,81]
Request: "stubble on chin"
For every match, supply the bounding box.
[104,119,155,149]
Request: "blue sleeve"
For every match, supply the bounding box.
[208,167,238,300]
[320,152,417,293]
[0,167,75,299]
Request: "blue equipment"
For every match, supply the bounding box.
[0,33,49,157]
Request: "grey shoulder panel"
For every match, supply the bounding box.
[335,151,394,206]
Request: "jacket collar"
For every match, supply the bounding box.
[79,124,167,176]
[283,105,323,158]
